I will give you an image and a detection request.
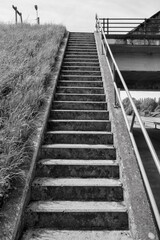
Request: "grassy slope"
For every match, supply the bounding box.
[0,23,66,199]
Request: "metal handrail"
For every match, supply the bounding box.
[96,14,160,231]
[97,17,160,35]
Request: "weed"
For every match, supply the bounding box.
[0,23,66,202]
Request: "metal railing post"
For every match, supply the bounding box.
[101,34,104,55]
[95,14,98,32]
[103,18,105,33]
[107,18,109,35]
[112,63,119,107]
[130,113,136,132]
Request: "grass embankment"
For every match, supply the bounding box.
[0,23,66,202]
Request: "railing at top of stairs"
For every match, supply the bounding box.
[96,16,160,36]
[95,13,160,232]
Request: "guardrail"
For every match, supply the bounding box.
[136,120,160,129]
[127,116,160,129]
[96,14,160,231]
[96,16,160,36]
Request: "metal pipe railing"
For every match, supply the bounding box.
[97,17,160,35]
[96,14,160,231]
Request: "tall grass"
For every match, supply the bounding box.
[0,23,66,201]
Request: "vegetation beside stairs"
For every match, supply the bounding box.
[0,23,66,205]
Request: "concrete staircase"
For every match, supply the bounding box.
[21,33,131,240]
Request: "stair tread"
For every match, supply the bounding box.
[27,201,127,212]
[56,93,105,96]
[59,78,102,81]
[32,178,121,187]
[22,229,133,240]
[48,119,110,122]
[46,131,112,134]
[52,109,108,112]
[42,144,114,149]
[57,87,103,89]
[63,61,99,63]
[61,70,100,73]
[54,101,106,103]
[39,159,118,166]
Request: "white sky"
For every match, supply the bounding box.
[1,0,160,31]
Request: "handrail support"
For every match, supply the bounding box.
[112,63,120,108]
[130,113,136,132]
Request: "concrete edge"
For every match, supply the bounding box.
[3,32,69,240]
[95,31,159,240]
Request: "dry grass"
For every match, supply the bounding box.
[0,23,66,199]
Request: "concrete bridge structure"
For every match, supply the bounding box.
[103,11,160,90]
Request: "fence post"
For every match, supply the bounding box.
[107,18,109,35]
[35,5,40,24]
[12,5,17,24]
[20,13,23,23]
[12,5,23,24]
[103,18,105,33]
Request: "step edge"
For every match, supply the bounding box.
[46,131,112,134]
[32,178,122,187]
[27,201,127,212]
[41,144,115,149]
[38,159,118,166]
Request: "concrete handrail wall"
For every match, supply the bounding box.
[96,14,160,231]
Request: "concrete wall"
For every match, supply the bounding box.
[114,52,160,71]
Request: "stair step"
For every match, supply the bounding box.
[52,101,107,110]
[66,47,97,51]
[68,38,95,42]
[67,45,96,49]
[50,110,109,120]
[21,229,133,240]
[41,144,116,160]
[58,81,103,87]
[59,75,102,81]
[62,66,100,71]
[70,34,94,37]
[47,119,111,131]
[36,159,119,178]
[69,36,95,38]
[67,43,96,46]
[62,62,99,66]
[31,178,123,201]
[56,87,104,94]
[68,41,95,45]
[32,178,121,187]
[61,70,101,76]
[66,51,97,55]
[44,131,113,145]
[69,39,95,41]
[64,58,99,63]
[65,55,98,59]
[55,94,105,102]
[25,201,128,230]
[70,32,94,34]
